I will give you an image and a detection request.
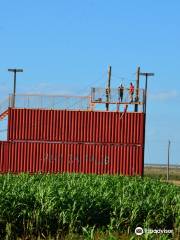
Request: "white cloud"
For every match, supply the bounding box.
[149,90,179,101]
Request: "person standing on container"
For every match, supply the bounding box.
[118,84,124,102]
[129,82,134,102]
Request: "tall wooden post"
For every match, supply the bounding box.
[106,65,111,111]
[135,66,140,112]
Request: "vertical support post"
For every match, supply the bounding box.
[8,94,11,108]
[108,65,111,89]
[135,66,140,112]
[167,140,170,181]
[13,70,17,108]
[143,90,145,113]
[142,74,148,177]
[106,65,111,111]
[144,74,148,114]
[140,71,154,177]
[8,68,23,108]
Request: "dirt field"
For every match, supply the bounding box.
[144,165,180,181]
[164,180,180,186]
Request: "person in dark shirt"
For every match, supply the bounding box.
[118,84,124,102]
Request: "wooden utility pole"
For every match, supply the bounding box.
[135,66,140,112]
[106,65,111,111]
[167,140,171,181]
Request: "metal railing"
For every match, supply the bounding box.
[91,87,145,104]
[0,89,145,115]
[7,94,92,111]
[0,97,10,115]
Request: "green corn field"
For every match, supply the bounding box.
[0,173,179,240]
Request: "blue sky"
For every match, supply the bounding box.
[0,0,180,164]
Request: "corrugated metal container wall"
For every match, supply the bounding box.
[0,141,9,172]
[8,108,145,144]
[0,141,143,176]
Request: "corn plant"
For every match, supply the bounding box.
[0,173,179,239]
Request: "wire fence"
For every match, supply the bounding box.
[0,90,145,114]
[7,94,92,111]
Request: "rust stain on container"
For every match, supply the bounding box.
[0,141,144,176]
[8,108,145,144]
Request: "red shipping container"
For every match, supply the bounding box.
[8,108,145,144]
[0,141,9,172]
[0,141,144,176]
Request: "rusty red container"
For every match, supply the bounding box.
[0,141,143,176]
[0,141,9,172]
[8,108,145,144]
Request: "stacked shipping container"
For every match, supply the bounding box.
[0,108,145,175]
[0,141,143,175]
[8,108,145,144]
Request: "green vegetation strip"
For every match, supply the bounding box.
[0,173,179,239]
